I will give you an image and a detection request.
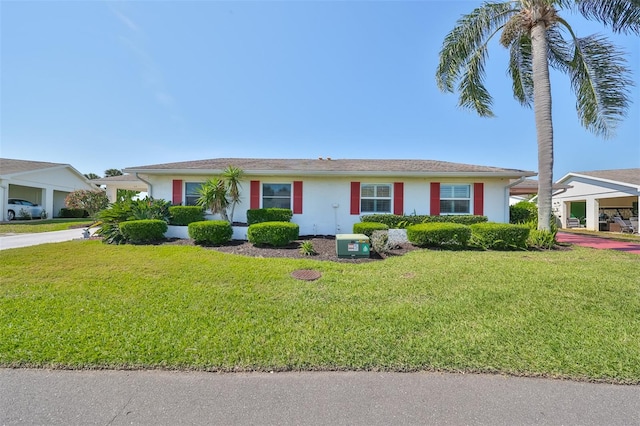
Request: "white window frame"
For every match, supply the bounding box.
[184,182,203,206]
[440,184,471,215]
[360,183,392,214]
[262,182,292,209]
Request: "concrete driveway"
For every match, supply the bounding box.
[1,369,639,425]
[0,228,91,250]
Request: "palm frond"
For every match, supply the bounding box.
[545,23,573,74]
[507,33,534,107]
[436,2,517,116]
[566,34,634,138]
[575,0,640,35]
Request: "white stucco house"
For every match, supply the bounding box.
[111,158,535,237]
[0,158,97,221]
[552,168,640,232]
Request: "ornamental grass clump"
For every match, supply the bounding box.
[188,220,233,245]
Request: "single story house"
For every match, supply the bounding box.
[91,174,149,201]
[552,168,640,232]
[0,158,96,221]
[117,158,535,236]
[508,178,572,205]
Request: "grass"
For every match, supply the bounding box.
[1,241,639,383]
[0,218,94,234]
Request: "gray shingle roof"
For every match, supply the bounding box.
[572,169,640,187]
[125,158,535,177]
[0,158,68,176]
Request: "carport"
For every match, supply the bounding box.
[0,158,96,221]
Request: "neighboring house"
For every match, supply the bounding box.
[0,158,96,221]
[91,174,149,202]
[116,158,535,236]
[508,178,572,205]
[552,168,640,232]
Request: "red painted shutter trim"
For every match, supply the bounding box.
[393,182,404,215]
[250,180,261,209]
[350,182,360,215]
[293,181,303,214]
[474,182,484,216]
[172,180,183,205]
[430,182,440,216]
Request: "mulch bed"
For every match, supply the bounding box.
[163,236,419,263]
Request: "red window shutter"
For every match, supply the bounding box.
[172,180,183,205]
[350,182,360,215]
[430,182,440,216]
[250,180,260,209]
[474,182,484,215]
[393,182,404,215]
[293,181,303,214]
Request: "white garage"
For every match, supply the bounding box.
[0,158,96,221]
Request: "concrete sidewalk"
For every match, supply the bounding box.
[0,228,91,251]
[1,369,638,425]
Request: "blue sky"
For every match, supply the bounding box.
[2,1,638,180]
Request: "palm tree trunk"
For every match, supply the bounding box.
[531,21,554,232]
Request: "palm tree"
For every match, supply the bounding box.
[196,178,229,222]
[222,166,244,224]
[436,0,638,231]
[104,168,123,177]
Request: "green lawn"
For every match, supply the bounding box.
[1,241,639,383]
[0,218,94,234]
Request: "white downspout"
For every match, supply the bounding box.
[135,173,153,198]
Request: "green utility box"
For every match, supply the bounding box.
[336,233,370,258]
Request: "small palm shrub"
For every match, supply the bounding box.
[353,222,389,238]
[524,220,557,249]
[119,219,168,244]
[470,223,530,250]
[248,221,299,247]
[188,220,233,245]
[246,208,293,225]
[299,241,317,256]
[407,223,471,248]
[169,206,205,226]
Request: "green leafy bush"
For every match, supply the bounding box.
[247,221,299,247]
[470,223,530,250]
[59,208,88,218]
[130,198,171,221]
[353,222,389,238]
[64,189,109,218]
[362,214,487,228]
[188,220,233,245]
[299,241,317,256]
[510,201,538,224]
[407,223,471,248]
[523,220,557,249]
[246,208,293,225]
[169,206,205,226]
[119,219,168,244]
[95,197,170,244]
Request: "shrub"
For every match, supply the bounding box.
[523,220,557,249]
[362,214,487,228]
[188,220,233,245]
[65,189,109,218]
[169,206,205,226]
[130,198,171,222]
[370,230,389,254]
[119,219,167,244]
[353,222,389,238]
[59,208,88,218]
[510,201,538,224]
[470,223,530,250]
[407,223,471,248]
[17,208,32,220]
[246,208,293,225]
[247,221,299,247]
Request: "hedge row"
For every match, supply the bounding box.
[247,221,299,247]
[247,208,293,225]
[405,222,530,250]
[188,220,233,245]
[119,219,168,244]
[169,206,205,226]
[361,214,487,228]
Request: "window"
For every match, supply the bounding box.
[185,182,202,206]
[440,184,471,214]
[361,184,391,213]
[262,183,291,209]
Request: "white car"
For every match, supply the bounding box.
[7,199,45,221]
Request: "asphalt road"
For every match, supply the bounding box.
[1,370,639,425]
